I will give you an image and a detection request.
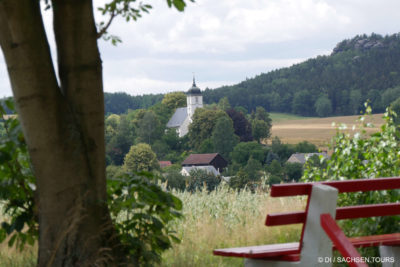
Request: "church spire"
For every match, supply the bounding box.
[192,73,196,87]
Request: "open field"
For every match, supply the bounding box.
[269,112,313,123]
[271,113,385,147]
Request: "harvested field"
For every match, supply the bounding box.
[271,113,385,147]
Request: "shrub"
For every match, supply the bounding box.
[302,105,400,238]
[284,162,303,182]
[163,169,186,191]
[186,169,221,192]
[107,172,182,265]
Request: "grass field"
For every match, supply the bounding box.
[269,112,313,123]
[271,113,385,147]
[161,185,304,266]
[0,186,304,267]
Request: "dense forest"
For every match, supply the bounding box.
[104,33,400,116]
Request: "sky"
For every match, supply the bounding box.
[1,0,400,97]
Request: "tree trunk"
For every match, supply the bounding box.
[0,0,123,265]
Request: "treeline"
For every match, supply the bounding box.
[204,33,400,116]
[104,92,164,114]
[104,33,400,117]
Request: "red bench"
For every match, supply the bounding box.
[213,177,400,267]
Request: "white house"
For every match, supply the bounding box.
[166,78,203,137]
[180,153,228,177]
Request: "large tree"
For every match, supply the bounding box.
[0,0,190,265]
[226,108,253,142]
[211,116,239,161]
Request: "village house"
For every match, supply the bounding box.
[180,153,228,176]
[159,161,172,168]
[286,152,329,165]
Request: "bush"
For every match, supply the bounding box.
[229,169,250,190]
[302,105,400,239]
[186,169,221,192]
[284,162,303,182]
[107,172,182,266]
[163,169,186,191]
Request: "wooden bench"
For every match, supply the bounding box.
[213,177,400,266]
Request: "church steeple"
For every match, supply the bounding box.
[186,76,203,121]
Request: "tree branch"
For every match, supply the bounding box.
[97,10,116,39]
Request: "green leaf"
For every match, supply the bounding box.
[172,0,186,11]
[0,228,6,242]
[8,234,16,247]
[0,151,11,164]
[5,99,14,111]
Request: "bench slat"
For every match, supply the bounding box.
[213,233,400,260]
[271,177,400,197]
[266,203,400,226]
[346,233,400,248]
[213,242,300,259]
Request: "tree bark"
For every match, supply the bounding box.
[0,0,123,265]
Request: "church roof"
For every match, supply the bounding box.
[166,107,188,128]
[186,77,201,95]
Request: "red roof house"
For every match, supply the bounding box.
[159,161,172,168]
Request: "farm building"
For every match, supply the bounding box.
[287,152,329,165]
[166,78,203,137]
[181,153,228,176]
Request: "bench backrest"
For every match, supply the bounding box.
[265,177,400,253]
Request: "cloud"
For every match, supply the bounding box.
[102,56,306,94]
[0,54,12,98]
[1,0,400,97]
[107,0,352,54]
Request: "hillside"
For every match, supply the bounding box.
[203,33,400,117]
[105,33,400,116]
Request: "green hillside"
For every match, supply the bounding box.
[203,33,400,116]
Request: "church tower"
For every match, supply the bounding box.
[186,77,203,121]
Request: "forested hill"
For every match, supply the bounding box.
[203,33,400,116]
[104,33,400,116]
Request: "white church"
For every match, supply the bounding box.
[166,78,203,137]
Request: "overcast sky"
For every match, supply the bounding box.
[1,0,400,97]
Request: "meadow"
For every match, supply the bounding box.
[160,184,304,267]
[270,113,385,147]
[269,112,312,123]
[0,185,304,266]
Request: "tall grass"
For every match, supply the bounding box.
[0,244,36,267]
[0,185,304,266]
[0,204,36,266]
[161,184,305,267]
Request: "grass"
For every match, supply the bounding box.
[0,205,36,267]
[271,113,385,147]
[0,246,36,267]
[269,112,312,123]
[0,185,304,266]
[160,184,304,266]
